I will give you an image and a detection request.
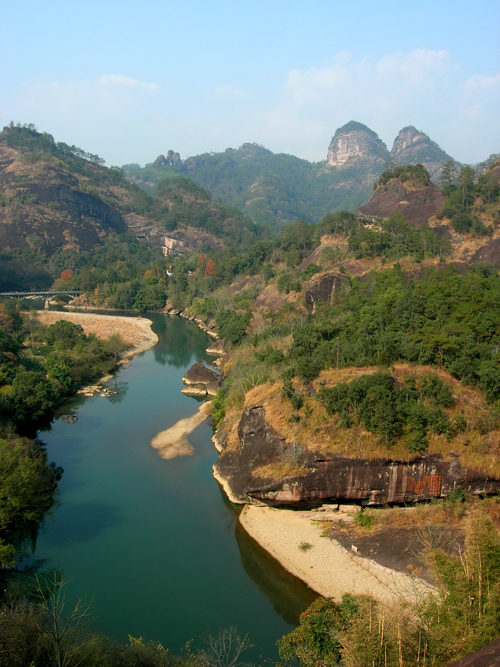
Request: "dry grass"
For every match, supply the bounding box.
[220,364,500,479]
[368,495,500,534]
[32,311,158,353]
[253,461,308,480]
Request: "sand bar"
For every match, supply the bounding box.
[33,311,158,358]
[151,401,212,459]
[240,505,430,604]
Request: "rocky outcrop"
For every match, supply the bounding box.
[214,407,500,506]
[152,150,182,169]
[206,340,225,355]
[390,126,458,182]
[327,121,389,168]
[444,637,500,667]
[304,271,350,310]
[357,179,445,227]
[0,154,126,254]
[182,362,221,397]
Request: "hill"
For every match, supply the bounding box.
[0,123,266,290]
[124,121,478,229]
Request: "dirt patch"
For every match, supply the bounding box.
[330,523,463,584]
[33,311,158,357]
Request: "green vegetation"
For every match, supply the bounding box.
[283,265,500,402]
[0,300,128,566]
[438,162,499,235]
[375,163,431,189]
[123,142,380,229]
[319,371,456,450]
[0,437,61,567]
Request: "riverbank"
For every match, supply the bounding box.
[239,505,431,605]
[151,401,212,459]
[34,311,159,358]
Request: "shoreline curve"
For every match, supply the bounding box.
[239,505,430,605]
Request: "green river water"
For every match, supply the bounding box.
[32,313,316,663]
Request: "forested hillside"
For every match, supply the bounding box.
[122,122,493,230]
[1,124,500,666]
[0,124,266,292]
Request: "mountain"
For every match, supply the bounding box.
[326,121,389,169]
[126,121,474,229]
[357,165,445,227]
[390,126,458,181]
[127,141,375,230]
[0,126,127,255]
[0,124,264,275]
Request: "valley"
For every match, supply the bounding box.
[1,121,500,665]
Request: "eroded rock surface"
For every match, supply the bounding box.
[357,179,445,227]
[305,271,350,309]
[182,362,221,397]
[214,407,500,506]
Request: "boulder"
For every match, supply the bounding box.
[182,362,220,386]
[181,383,208,397]
[206,340,225,356]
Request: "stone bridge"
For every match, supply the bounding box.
[0,290,83,309]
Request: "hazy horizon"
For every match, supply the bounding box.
[1,0,499,167]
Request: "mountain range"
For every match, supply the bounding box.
[124,121,496,229]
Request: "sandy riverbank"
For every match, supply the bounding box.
[151,401,212,459]
[239,505,430,605]
[34,311,159,358]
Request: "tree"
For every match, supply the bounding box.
[205,259,216,277]
[59,269,73,282]
[440,160,458,193]
[278,596,356,667]
[198,627,252,667]
[33,572,94,667]
[0,437,60,565]
[458,165,476,211]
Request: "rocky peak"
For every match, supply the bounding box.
[390,126,457,181]
[152,150,182,169]
[327,121,389,168]
[391,126,428,158]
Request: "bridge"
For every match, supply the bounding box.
[0,290,83,308]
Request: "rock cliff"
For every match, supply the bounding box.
[357,178,445,227]
[213,405,500,506]
[327,121,389,169]
[0,146,126,254]
[304,271,350,310]
[390,126,458,181]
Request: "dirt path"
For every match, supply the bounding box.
[151,401,212,459]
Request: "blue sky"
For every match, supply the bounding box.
[1,0,499,166]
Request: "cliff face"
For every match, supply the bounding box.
[390,126,457,181]
[357,178,445,227]
[213,406,500,506]
[0,146,126,254]
[304,271,350,310]
[327,121,389,168]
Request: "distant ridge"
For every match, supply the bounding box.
[126,121,483,228]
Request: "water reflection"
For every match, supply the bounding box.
[151,315,211,367]
[235,521,317,626]
[42,499,125,546]
[105,379,129,405]
[216,483,317,626]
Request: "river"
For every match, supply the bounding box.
[31,313,316,662]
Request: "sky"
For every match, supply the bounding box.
[1,0,499,167]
